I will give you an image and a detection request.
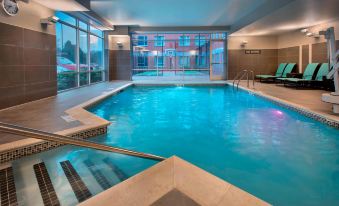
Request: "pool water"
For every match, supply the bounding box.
[13,85,339,206]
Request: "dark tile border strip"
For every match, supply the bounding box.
[0,126,107,164]
[0,167,18,206]
[60,160,92,203]
[83,159,112,190]
[233,84,339,128]
[33,162,60,206]
[103,158,129,182]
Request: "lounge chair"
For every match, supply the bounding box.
[277,63,319,88]
[255,63,287,82]
[308,63,330,88]
[273,63,296,82]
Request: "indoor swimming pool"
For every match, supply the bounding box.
[12,85,339,206]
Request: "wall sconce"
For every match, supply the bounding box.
[40,16,59,25]
[300,28,308,33]
[116,41,123,48]
[306,32,314,37]
[306,32,320,38]
[240,40,248,47]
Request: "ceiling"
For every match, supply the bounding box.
[231,0,339,36]
[90,0,269,27]
[33,0,88,11]
[48,0,339,36]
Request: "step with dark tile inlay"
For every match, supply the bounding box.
[0,166,18,206]
[60,161,92,203]
[33,162,60,206]
[83,159,112,190]
[103,158,129,182]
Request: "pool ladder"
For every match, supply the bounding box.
[232,69,255,90]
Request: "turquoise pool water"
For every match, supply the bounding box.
[12,85,339,206]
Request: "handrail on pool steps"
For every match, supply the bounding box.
[0,122,165,161]
[232,69,255,90]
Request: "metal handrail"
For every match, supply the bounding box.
[232,69,255,90]
[0,122,165,161]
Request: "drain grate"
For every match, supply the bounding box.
[0,167,18,206]
[33,162,60,206]
[60,161,92,203]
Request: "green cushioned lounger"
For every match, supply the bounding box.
[277,63,319,82]
[255,63,287,80]
[314,63,329,81]
[279,63,296,78]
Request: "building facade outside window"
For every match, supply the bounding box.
[179,56,190,68]
[179,35,190,46]
[137,56,148,67]
[194,35,206,46]
[138,36,148,46]
[154,36,165,47]
[56,12,105,91]
[154,56,165,67]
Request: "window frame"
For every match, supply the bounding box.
[137,36,148,46]
[179,35,190,47]
[154,56,165,68]
[56,12,105,92]
[154,35,165,47]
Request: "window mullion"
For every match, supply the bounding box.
[76,20,80,88]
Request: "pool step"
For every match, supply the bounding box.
[33,162,60,206]
[60,160,92,203]
[103,158,129,182]
[0,166,18,206]
[83,159,112,190]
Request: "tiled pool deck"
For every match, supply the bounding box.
[235,80,339,126]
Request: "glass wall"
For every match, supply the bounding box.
[56,12,105,91]
[131,32,226,80]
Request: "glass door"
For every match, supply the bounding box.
[210,40,225,80]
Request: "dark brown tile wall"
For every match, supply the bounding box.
[312,40,339,64]
[109,50,131,80]
[278,46,299,71]
[0,22,56,110]
[312,42,327,63]
[301,45,309,72]
[228,49,278,79]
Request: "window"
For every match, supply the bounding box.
[195,55,207,67]
[79,21,88,31]
[90,26,103,37]
[56,23,77,91]
[56,11,76,26]
[154,56,164,67]
[154,36,165,47]
[211,33,226,39]
[179,35,190,46]
[137,56,148,67]
[195,36,206,46]
[137,36,148,46]
[90,35,104,83]
[179,56,190,67]
[56,12,105,91]
[79,30,89,86]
